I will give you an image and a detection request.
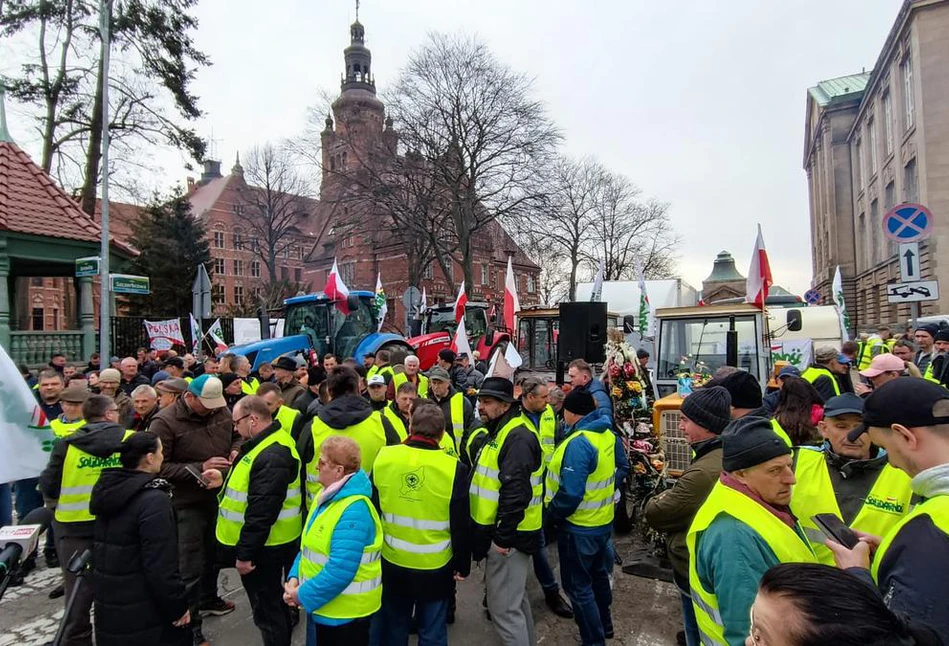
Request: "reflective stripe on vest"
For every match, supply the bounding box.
[522,406,557,466]
[392,372,429,399]
[770,419,793,447]
[50,418,85,439]
[382,405,408,442]
[800,366,841,396]
[241,377,260,395]
[216,430,302,547]
[305,415,387,502]
[469,417,543,531]
[298,494,383,619]
[790,448,912,565]
[464,427,488,465]
[373,444,457,569]
[55,430,134,523]
[275,405,300,435]
[871,494,949,582]
[544,429,615,527]
[448,393,464,447]
[687,481,817,644]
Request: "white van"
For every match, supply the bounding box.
[768,305,843,349]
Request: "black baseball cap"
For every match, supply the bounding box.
[824,393,864,418]
[847,378,949,442]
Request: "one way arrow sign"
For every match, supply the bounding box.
[899,242,921,282]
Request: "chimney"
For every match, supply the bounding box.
[198,160,223,185]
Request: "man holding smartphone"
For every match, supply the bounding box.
[828,379,949,643]
[150,374,241,646]
[790,394,913,565]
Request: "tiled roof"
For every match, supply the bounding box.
[807,73,871,107]
[0,139,135,254]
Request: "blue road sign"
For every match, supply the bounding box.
[804,289,821,305]
[883,203,933,243]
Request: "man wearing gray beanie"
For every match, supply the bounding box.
[645,386,731,646]
[686,416,816,645]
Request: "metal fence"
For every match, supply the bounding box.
[110,317,234,358]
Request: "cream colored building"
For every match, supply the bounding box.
[804,0,949,328]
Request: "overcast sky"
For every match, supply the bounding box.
[5,0,900,295]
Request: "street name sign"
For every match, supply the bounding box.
[883,203,933,243]
[111,273,150,295]
[75,256,100,277]
[887,280,939,304]
[899,242,921,283]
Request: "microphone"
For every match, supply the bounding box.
[0,507,52,581]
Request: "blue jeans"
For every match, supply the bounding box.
[0,483,11,526]
[558,530,613,646]
[533,529,559,593]
[679,591,700,646]
[374,585,448,646]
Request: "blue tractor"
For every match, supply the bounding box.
[227,291,413,369]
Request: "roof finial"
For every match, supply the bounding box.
[231,151,243,175]
[0,85,13,144]
[355,0,360,21]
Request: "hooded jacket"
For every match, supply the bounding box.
[39,419,128,538]
[297,395,400,471]
[470,403,543,559]
[288,470,378,626]
[90,469,189,646]
[120,372,151,396]
[547,409,629,534]
[149,397,241,509]
[849,463,949,643]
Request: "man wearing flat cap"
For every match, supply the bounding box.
[469,377,543,646]
[828,378,949,643]
[272,355,305,408]
[51,386,89,438]
[645,386,731,646]
[545,389,629,645]
[687,416,816,646]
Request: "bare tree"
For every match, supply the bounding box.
[233,144,315,284]
[387,32,561,293]
[515,232,569,304]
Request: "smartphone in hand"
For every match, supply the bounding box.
[812,513,860,549]
[184,464,211,487]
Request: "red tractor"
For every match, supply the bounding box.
[407,302,511,370]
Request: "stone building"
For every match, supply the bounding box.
[701,251,746,304]
[805,0,949,326]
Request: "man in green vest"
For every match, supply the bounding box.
[382,381,417,442]
[39,394,131,646]
[428,367,473,455]
[258,382,304,441]
[688,416,817,646]
[469,377,543,646]
[546,390,625,644]
[371,400,470,645]
[790,394,912,566]
[388,354,428,400]
[203,395,302,646]
[51,386,89,438]
[366,349,394,383]
[828,378,949,642]
[801,346,849,401]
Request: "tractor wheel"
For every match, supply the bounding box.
[380,341,414,360]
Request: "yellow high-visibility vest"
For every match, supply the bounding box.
[522,406,557,466]
[469,416,543,531]
[55,430,135,523]
[275,405,301,435]
[770,419,793,447]
[544,428,615,527]
[871,494,949,582]
[373,444,456,569]
[305,415,386,502]
[800,366,841,396]
[382,404,408,442]
[241,377,260,395]
[688,481,817,644]
[51,418,85,439]
[216,430,302,547]
[392,372,429,398]
[791,448,912,565]
[298,494,382,620]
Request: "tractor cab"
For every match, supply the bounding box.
[284,292,379,361]
[423,303,490,340]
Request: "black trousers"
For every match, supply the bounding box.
[240,551,295,646]
[315,616,371,646]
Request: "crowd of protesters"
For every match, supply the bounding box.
[4,318,949,646]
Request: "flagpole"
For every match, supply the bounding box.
[98,0,113,370]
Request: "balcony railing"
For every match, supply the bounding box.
[10,331,84,367]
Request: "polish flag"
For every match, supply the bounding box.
[324,258,351,314]
[745,224,772,309]
[453,282,468,324]
[503,256,520,332]
[451,310,473,360]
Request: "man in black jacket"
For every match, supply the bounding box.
[469,377,543,646]
[204,396,301,646]
[119,357,151,396]
[39,395,129,646]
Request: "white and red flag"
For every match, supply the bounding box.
[451,309,473,359]
[324,258,351,314]
[745,224,773,309]
[453,281,468,324]
[503,256,520,332]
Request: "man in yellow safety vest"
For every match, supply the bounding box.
[688,416,817,645]
[389,354,428,400]
[371,400,470,644]
[801,346,850,401]
[204,396,302,646]
[827,379,949,643]
[258,381,304,440]
[39,394,132,645]
[382,381,417,442]
[427,367,473,456]
[366,349,394,383]
[51,386,89,438]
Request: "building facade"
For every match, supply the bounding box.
[805,0,949,327]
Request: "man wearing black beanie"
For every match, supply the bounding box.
[717,370,764,419]
[645,386,731,646]
[686,416,816,645]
